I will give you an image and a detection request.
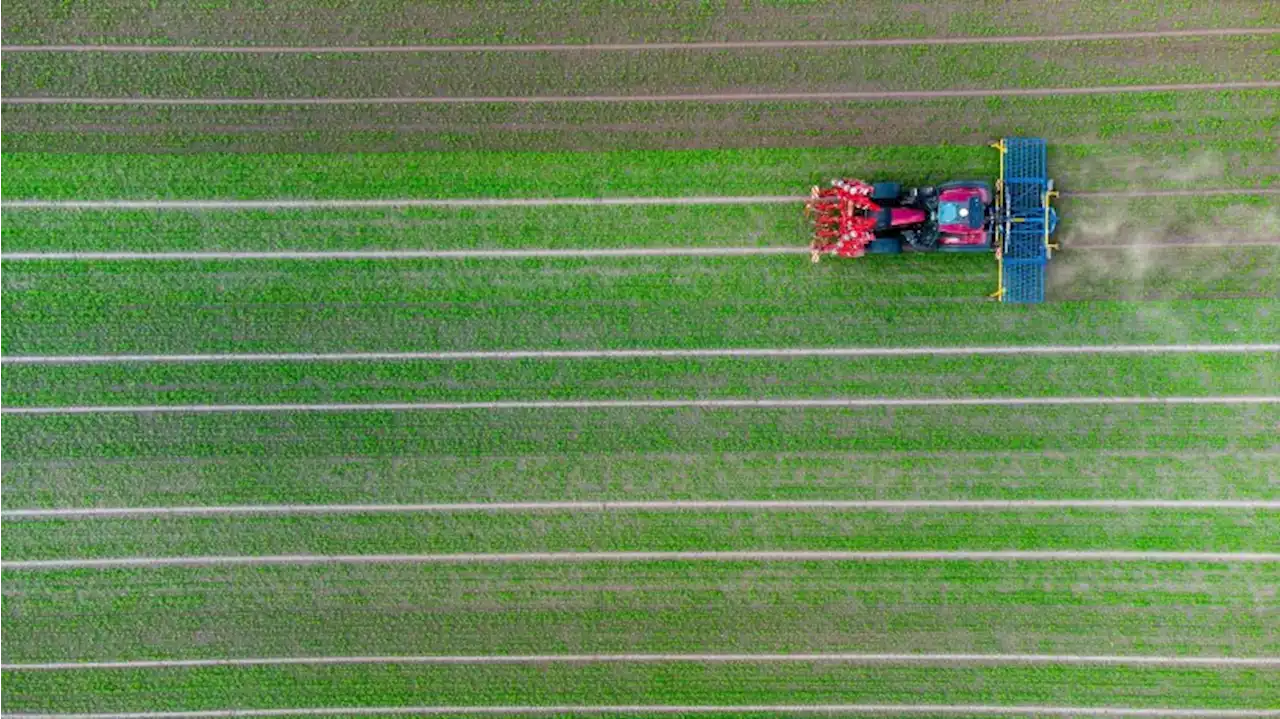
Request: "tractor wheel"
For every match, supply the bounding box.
[871,182,901,202]
[867,236,903,255]
[902,229,938,252]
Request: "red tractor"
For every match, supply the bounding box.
[806,178,995,261]
[803,137,1061,303]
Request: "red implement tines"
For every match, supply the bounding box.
[807,180,879,258]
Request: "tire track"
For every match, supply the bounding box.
[4,704,1279,718]
[5,28,1275,53]
[5,82,1276,105]
[5,499,1277,519]
[4,343,1276,365]
[4,396,1278,416]
[6,652,1277,670]
[4,188,1274,211]
[6,550,1279,570]
[4,241,1278,261]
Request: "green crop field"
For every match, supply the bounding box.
[7,90,1277,153]
[4,0,1275,47]
[2,1,1278,717]
[6,37,1273,99]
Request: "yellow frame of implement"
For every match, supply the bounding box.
[988,139,1058,302]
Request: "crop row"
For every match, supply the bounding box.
[6,403,1276,461]
[6,253,1278,354]
[5,0,1274,46]
[5,448,1273,509]
[3,193,1274,254]
[5,137,1273,199]
[8,507,1279,560]
[3,662,1272,712]
[4,560,1275,662]
[5,37,1272,101]
[3,352,1275,407]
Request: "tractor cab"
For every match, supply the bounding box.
[934,182,993,250]
[937,199,978,227]
[937,195,984,229]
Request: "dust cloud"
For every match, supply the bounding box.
[1047,150,1278,309]
[1066,148,1231,187]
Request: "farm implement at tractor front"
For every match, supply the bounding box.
[806,137,1059,303]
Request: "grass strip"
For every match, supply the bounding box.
[4,294,1276,359]
[4,0,1275,46]
[0,145,1003,199]
[4,139,1273,200]
[2,195,1274,254]
[3,662,1273,712]
[5,508,1277,560]
[7,90,1277,153]
[3,561,1274,661]
[2,353,1275,407]
[4,255,1277,354]
[0,203,808,253]
[3,404,1276,461]
[5,37,1271,99]
[3,451,1276,509]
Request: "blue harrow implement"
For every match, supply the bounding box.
[991,137,1059,303]
[806,136,1060,303]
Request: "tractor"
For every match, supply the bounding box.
[806,137,1060,303]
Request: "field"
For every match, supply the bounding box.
[2,1,1278,717]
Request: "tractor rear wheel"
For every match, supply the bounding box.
[868,236,903,254]
[871,182,901,202]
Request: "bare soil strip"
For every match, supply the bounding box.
[5,653,1277,671]
[4,344,1276,365]
[4,396,1277,416]
[5,705,1279,718]
[5,82,1276,105]
[4,28,1275,53]
[6,550,1279,570]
